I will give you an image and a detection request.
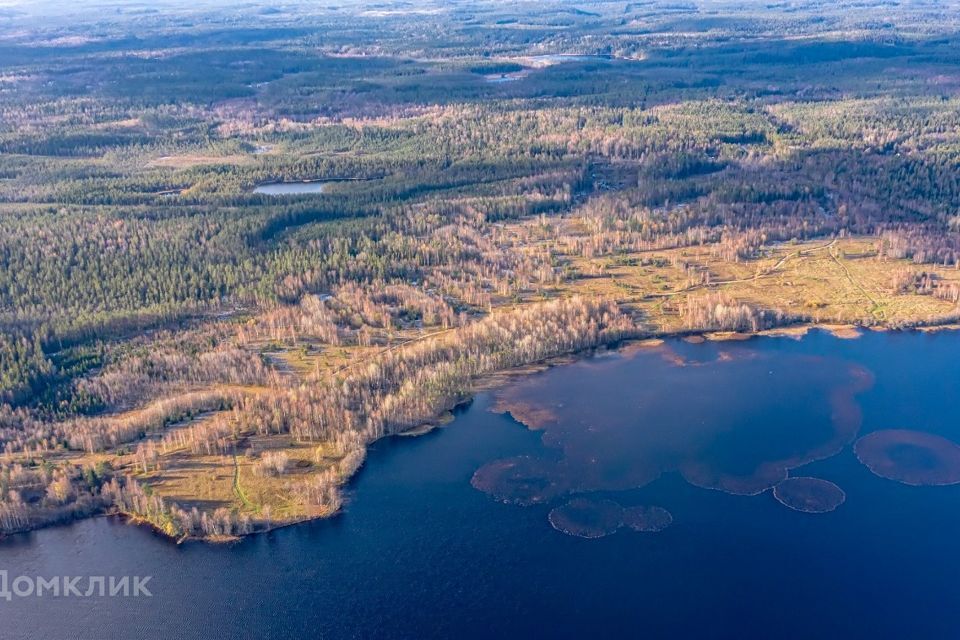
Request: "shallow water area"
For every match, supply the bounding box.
[547,498,623,538]
[773,477,846,513]
[854,429,960,485]
[483,340,874,500]
[622,505,673,532]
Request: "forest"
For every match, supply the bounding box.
[1,0,960,539]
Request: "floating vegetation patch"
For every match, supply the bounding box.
[854,430,960,486]
[826,326,863,340]
[622,505,673,532]
[471,456,566,505]
[772,477,846,513]
[635,338,665,348]
[491,398,559,429]
[705,332,752,342]
[548,498,623,539]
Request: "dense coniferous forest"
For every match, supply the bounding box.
[1,0,960,538]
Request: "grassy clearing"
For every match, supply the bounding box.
[559,236,960,330]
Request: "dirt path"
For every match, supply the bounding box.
[828,249,882,318]
[232,451,253,509]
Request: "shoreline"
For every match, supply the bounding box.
[3,320,959,544]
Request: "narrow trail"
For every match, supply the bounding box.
[829,248,880,314]
[232,451,253,509]
[773,238,838,270]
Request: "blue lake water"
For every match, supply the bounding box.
[253,182,327,195]
[2,329,960,639]
[485,73,526,83]
[528,54,613,64]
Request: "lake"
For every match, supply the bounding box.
[484,73,528,83]
[253,181,328,195]
[484,54,618,83]
[2,329,960,639]
[527,54,614,65]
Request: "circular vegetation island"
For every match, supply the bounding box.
[471,456,564,506]
[622,505,673,532]
[773,477,845,513]
[854,430,960,486]
[548,498,624,539]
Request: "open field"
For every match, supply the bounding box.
[560,236,960,331]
